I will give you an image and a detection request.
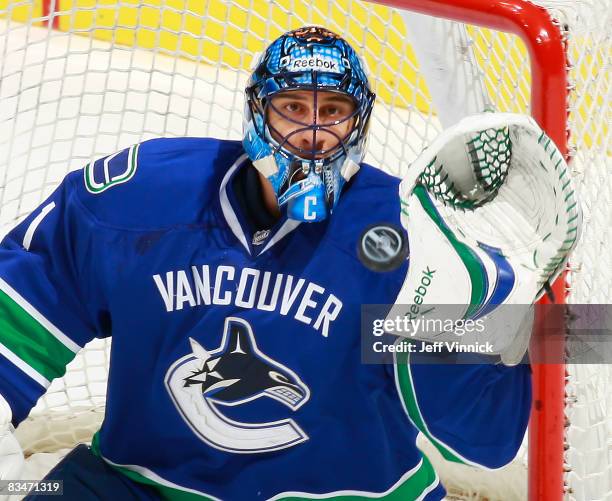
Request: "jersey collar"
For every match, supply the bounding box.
[219,154,300,256]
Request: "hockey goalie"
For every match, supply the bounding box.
[0,26,580,500]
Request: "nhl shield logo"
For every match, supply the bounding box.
[358,223,408,272]
[165,317,310,453]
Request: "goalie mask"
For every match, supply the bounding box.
[243,26,375,222]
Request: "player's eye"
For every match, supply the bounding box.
[284,102,304,115]
[320,103,353,124]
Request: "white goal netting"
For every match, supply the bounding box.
[0,0,610,499]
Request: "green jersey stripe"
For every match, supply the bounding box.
[91,434,440,501]
[0,278,81,353]
[0,341,50,388]
[0,279,79,381]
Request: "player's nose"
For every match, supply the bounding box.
[295,128,338,156]
[296,130,325,152]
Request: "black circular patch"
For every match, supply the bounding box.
[357,223,409,272]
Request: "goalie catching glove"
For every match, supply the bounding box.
[387,113,582,364]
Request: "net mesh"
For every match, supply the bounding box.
[543,2,612,499]
[0,0,610,498]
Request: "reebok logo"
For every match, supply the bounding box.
[287,56,340,73]
[406,266,436,320]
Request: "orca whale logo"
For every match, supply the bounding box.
[165,317,310,453]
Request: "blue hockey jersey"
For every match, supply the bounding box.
[0,138,531,500]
